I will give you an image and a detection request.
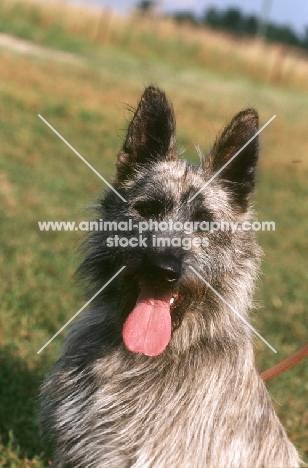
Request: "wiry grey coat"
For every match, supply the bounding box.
[40,86,303,467]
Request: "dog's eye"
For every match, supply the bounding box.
[193,210,212,222]
[133,200,163,218]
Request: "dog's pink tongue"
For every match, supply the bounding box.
[122,289,172,357]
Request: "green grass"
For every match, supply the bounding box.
[0,1,307,465]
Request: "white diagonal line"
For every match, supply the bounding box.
[188,115,276,202]
[189,266,277,353]
[37,266,126,354]
[38,114,127,202]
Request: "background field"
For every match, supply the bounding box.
[0,1,307,466]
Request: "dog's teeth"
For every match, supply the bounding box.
[170,298,175,305]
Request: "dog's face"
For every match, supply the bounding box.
[80,87,261,356]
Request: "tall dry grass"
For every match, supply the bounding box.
[1,0,308,91]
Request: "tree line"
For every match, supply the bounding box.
[136,2,308,50]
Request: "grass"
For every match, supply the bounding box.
[0,0,307,465]
[1,0,308,91]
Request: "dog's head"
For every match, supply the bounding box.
[79,86,261,356]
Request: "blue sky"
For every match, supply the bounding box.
[86,0,308,35]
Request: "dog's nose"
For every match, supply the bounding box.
[146,257,181,284]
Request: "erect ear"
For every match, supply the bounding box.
[206,109,259,210]
[115,86,176,183]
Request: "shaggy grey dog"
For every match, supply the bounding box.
[40,86,302,467]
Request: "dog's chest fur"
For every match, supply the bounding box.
[45,311,299,468]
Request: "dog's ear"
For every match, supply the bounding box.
[115,86,176,183]
[206,109,259,210]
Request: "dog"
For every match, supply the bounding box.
[40,86,302,467]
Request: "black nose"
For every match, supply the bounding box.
[145,256,181,284]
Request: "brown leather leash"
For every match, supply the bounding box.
[260,343,308,382]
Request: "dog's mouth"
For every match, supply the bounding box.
[122,288,184,357]
[170,292,184,311]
